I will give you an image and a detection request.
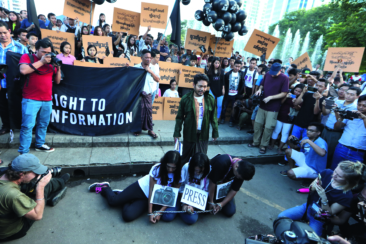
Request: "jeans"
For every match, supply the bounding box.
[251,105,259,120]
[209,90,223,119]
[220,198,236,217]
[0,88,10,129]
[330,143,365,170]
[160,198,180,222]
[221,95,236,121]
[18,99,52,154]
[151,89,158,105]
[278,203,324,236]
[291,124,307,140]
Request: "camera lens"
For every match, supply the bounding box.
[162,193,173,204]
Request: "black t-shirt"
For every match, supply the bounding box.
[294,92,325,128]
[208,154,244,192]
[84,56,103,64]
[309,169,352,208]
[208,73,224,97]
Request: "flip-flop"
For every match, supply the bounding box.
[259,147,266,154]
[148,132,158,139]
[133,132,140,137]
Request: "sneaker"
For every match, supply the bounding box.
[88,182,110,193]
[278,162,288,166]
[35,144,55,153]
[113,189,123,194]
[60,173,70,184]
[47,187,67,206]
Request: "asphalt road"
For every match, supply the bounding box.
[7,164,307,244]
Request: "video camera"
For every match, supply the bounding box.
[333,107,359,120]
[0,64,8,80]
[289,136,300,145]
[307,86,318,93]
[35,167,62,185]
[245,217,336,244]
[251,92,264,107]
[153,187,175,206]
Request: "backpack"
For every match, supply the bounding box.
[65,25,76,34]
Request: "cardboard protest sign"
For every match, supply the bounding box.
[159,62,182,85]
[209,35,234,58]
[82,36,113,57]
[103,57,129,68]
[41,29,75,55]
[63,0,95,24]
[181,185,208,211]
[184,28,211,52]
[74,60,104,67]
[150,185,179,207]
[152,97,164,121]
[140,2,168,29]
[163,97,181,120]
[179,66,205,89]
[130,56,141,66]
[112,7,140,36]
[244,29,280,59]
[216,180,233,200]
[292,52,312,71]
[323,47,365,72]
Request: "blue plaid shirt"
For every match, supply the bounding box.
[0,39,28,88]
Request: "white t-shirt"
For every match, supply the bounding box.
[351,75,362,82]
[244,69,258,88]
[163,89,179,98]
[228,72,239,96]
[224,66,232,74]
[150,63,160,92]
[179,163,211,193]
[134,63,155,94]
[137,163,184,198]
[195,96,204,130]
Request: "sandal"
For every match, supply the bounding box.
[248,143,258,148]
[133,132,140,137]
[0,129,9,135]
[0,160,3,166]
[148,131,158,139]
[259,147,266,154]
[280,171,288,176]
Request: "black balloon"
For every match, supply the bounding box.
[203,17,211,26]
[238,26,248,36]
[212,0,221,11]
[203,3,212,15]
[222,32,235,41]
[214,18,225,31]
[207,11,218,23]
[182,0,191,5]
[235,0,243,7]
[222,12,232,24]
[218,0,229,12]
[232,22,241,32]
[223,23,232,33]
[228,0,238,13]
[94,0,105,4]
[230,11,236,24]
[195,10,204,21]
[236,10,246,22]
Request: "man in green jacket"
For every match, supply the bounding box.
[174,73,219,163]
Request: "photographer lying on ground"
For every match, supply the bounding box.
[330,95,366,170]
[0,154,69,242]
[281,122,327,181]
[88,151,184,224]
[207,154,255,217]
[278,161,363,237]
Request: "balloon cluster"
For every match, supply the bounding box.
[195,0,248,41]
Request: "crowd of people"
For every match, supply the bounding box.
[0,6,365,244]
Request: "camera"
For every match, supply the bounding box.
[314,210,332,222]
[324,97,336,109]
[47,53,62,66]
[245,217,336,244]
[199,45,206,53]
[35,167,62,185]
[0,64,8,80]
[153,187,175,206]
[289,137,300,145]
[307,86,318,93]
[251,93,264,107]
[334,107,359,120]
[218,182,232,198]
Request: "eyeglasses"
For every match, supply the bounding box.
[307,129,318,133]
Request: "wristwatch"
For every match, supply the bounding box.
[321,200,328,206]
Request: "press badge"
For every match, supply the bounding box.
[311,202,320,213]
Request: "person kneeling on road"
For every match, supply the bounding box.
[207,154,255,217]
[281,122,328,179]
[179,152,211,225]
[0,154,69,242]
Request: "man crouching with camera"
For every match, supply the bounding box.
[0,154,69,242]
[18,38,61,155]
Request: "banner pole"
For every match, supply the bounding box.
[213,37,221,56]
[89,1,93,29]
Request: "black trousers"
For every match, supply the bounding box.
[0,88,10,129]
[221,95,236,121]
[182,132,208,164]
[0,178,65,242]
[101,181,148,222]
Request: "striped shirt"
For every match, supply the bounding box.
[0,39,28,88]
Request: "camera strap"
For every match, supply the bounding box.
[222,155,239,182]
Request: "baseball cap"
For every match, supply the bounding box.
[11,154,48,174]
[268,62,281,75]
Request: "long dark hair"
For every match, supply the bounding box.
[188,153,210,181]
[155,151,182,186]
[80,26,90,36]
[7,11,21,34]
[93,26,104,36]
[127,35,137,51]
[221,57,229,69]
[97,13,106,27]
[207,57,222,76]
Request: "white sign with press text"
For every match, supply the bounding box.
[150,184,179,207]
[216,180,233,200]
[181,184,208,211]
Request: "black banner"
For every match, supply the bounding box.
[49,65,146,136]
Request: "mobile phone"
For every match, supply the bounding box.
[122,32,127,37]
[301,74,307,78]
